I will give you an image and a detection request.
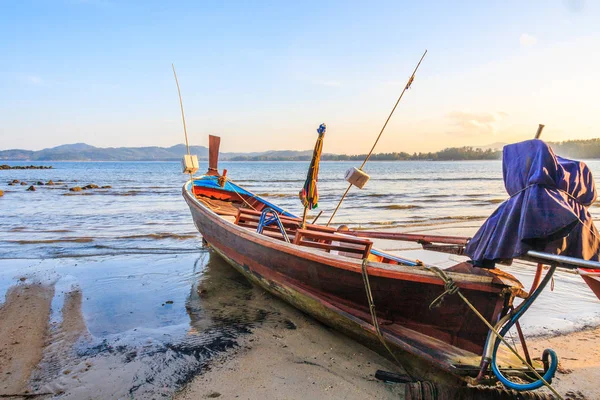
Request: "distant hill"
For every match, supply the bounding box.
[1,139,599,161]
[0,143,232,161]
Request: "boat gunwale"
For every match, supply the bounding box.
[182,179,518,293]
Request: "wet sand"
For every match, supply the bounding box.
[530,327,600,400]
[0,283,54,396]
[2,278,598,400]
[176,301,600,400]
[176,299,402,400]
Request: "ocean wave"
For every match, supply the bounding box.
[377,204,422,210]
[422,194,453,198]
[9,237,94,244]
[361,193,388,198]
[481,198,505,204]
[417,198,444,203]
[111,190,144,196]
[119,233,199,240]
[431,215,487,221]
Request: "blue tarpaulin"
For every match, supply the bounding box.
[465,139,600,267]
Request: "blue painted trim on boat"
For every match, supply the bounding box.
[187,176,296,217]
[370,248,419,266]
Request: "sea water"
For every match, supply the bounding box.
[1,160,599,396]
[0,160,538,258]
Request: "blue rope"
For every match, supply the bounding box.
[491,265,559,391]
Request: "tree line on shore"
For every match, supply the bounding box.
[231,147,501,161]
[230,139,600,162]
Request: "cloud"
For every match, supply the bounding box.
[519,33,538,47]
[446,111,508,137]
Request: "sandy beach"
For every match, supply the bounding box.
[0,249,598,399]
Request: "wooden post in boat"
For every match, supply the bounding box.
[301,207,308,229]
[535,124,545,139]
[207,135,221,176]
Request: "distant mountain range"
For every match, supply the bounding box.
[0,143,252,161]
[0,142,505,162]
[1,139,599,161]
[0,142,324,162]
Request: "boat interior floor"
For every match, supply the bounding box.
[195,195,242,217]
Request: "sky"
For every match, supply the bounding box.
[1,0,599,154]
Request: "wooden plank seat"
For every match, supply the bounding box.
[293,229,373,259]
[234,207,335,241]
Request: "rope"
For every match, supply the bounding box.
[361,259,412,378]
[225,177,297,217]
[428,270,459,310]
[208,176,257,211]
[427,266,563,400]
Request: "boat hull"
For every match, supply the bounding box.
[579,268,600,300]
[182,182,522,383]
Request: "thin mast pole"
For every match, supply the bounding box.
[172,64,194,186]
[326,50,427,226]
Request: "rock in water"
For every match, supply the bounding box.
[83,184,99,190]
[27,185,36,191]
[101,185,112,189]
[20,182,27,186]
[46,180,55,185]
[69,186,82,192]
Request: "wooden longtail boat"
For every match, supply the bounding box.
[181,143,542,386]
[182,135,600,397]
[578,268,600,299]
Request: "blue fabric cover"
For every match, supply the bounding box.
[465,140,599,266]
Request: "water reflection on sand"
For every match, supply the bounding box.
[0,251,289,398]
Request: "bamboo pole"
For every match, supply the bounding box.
[301,206,308,229]
[326,50,428,226]
[172,64,195,188]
